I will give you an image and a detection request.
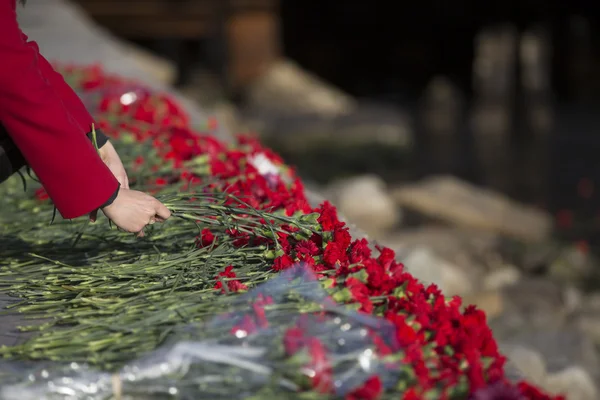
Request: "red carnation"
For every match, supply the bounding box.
[376,246,396,271]
[323,241,346,267]
[349,239,372,264]
[346,376,383,400]
[34,188,49,201]
[307,338,333,394]
[273,254,295,271]
[517,382,565,400]
[317,201,343,232]
[401,388,421,400]
[230,315,258,337]
[276,231,292,253]
[282,329,332,394]
[196,228,217,248]
[333,226,352,250]
[226,228,251,247]
[283,327,306,355]
[295,240,320,257]
[297,254,317,268]
[214,266,248,293]
[252,302,269,328]
[346,277,373,313]
[155,177,168,186]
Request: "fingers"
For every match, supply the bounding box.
[153,200,172,220]
[102,189,170,238]
[133,205,167,238]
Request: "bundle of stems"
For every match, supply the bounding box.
[0,177,319,370]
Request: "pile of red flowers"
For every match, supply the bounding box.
[47,63,563,399]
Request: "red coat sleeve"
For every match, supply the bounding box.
[0,0,118,219]
[20,32,97,132]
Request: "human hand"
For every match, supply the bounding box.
[100,188,171,237]
[98,141,129,189]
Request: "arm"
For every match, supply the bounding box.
[21,32,128,190]
[0,0,118,219]
[21,32,109,148]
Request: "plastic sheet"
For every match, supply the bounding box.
[0,264,401,399]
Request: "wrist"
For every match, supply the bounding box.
[101,185,120,209]
[86,128,109,149]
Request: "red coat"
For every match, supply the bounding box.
[0,0,118,219]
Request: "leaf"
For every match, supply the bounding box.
[331,287,352,303]
[348,268,369,283]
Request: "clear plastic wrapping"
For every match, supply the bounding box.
[0,264,401,399]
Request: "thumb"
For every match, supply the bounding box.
[89,209,98,223]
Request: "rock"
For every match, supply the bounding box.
[498,332,600,398]
[503,238,562,274]
[499,328,600,380]
[577,316,600,347]
[490,279,600,385]
[490,279,571,336]
[245,59,357,117]
[483,266,521,291]
[304,186,376,253]
[584,292,600,311]
[325,175,400,236]
[213,102,248,137]
[383,225,525,303]
[391,175,552,242]
[562,286,584,314]
[544,366,597,400]
[124,45,177,86]
[247,100,412,147]
[574,291,600,347]
[438,259,476,297]
[547,244,595,287]
[500,344,547,385]
[384,226,500,261]
[244,100,413,184]
[396,247,475,297]
[503,359,526,383]
[382,226,506,291]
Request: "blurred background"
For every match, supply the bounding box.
[17,0,600,396]
[71,0,600,245]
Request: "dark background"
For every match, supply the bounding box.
[280,0,599,103]
[122,1,600,246]
[279,2,600,249]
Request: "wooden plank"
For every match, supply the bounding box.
[73,0,218,17]
[73,0,282,90]
[229,0,279,11]
[226,10,281,89]
[90,17,213,38]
